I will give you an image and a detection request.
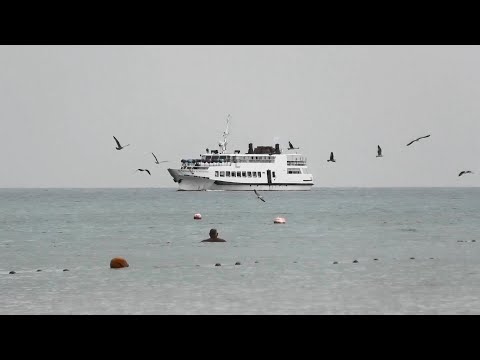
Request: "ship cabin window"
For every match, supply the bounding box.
[253,172,257,178]
[226,171,230,177]
[237,171,241,177]
[231,172,236,177]
[242,171,246,177]
[272,172,276,178]
[247,171,252,177]
[258,172,261,178]
[288,168,301,174]
[215,171,219,177]
[220,171,225,177]
[212,156,219,163]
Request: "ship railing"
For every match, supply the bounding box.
[232,159,275,164]
[192,159,276,167]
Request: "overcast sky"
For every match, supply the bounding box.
[0,45,479,188]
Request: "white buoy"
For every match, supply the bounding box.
[274,217,286,224]
[194,213,202,220]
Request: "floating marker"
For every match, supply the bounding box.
[110,257,129,269]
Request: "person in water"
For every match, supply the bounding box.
[201,229,226,242]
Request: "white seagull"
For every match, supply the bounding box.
[327,152,336,162]
[254,189,266,202]
[136,169,151,176]
[407,134,430,146]
[377,145,383,157]
[113,136,130,150]
[152,152,168,164]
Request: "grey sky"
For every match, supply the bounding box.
[1,45,479,188]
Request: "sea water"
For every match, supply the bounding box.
[1,188,479,314]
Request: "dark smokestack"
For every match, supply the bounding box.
[248,143,253,154]
[275,143,280,154]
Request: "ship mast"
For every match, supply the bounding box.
[218,114,231,154]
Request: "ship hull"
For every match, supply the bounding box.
[168,169,313,191]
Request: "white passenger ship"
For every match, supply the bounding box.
[167,117,314,191]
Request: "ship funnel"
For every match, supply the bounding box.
[275,143,280,154]
[248,143,254,154]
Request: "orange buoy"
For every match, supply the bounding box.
[274,217,286,224]
[110,257,129,269]
[194,213,202,220]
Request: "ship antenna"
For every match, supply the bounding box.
[218,114,231,154]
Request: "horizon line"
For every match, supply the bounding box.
[1,186,480,190]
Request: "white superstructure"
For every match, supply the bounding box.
[167,117,314,191]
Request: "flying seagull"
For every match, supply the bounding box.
[254,189,266,202]
[288,141,299,150]
[136,169,151,176]
[327,152,336,162]
[377,145,383,157]
[113,136,130,150]
[152,152,168,164]
[407,134,430,146]
[459,171,473,177]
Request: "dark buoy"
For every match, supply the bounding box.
[410,257,415,260]
[215,263,221,267]
[235,262,241,265]
[9,271,15,274]
[353,260,358,263]
[63,269,69,272]
[333,261,338,264]
[472,240,476,242]
[373,258,378,261]
[36,269,42,272]
[255,261,259,264]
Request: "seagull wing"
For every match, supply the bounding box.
[289,141,293,149]
[146,169,151,176]
[254,189,265,202]
[113,136,121,147]
[330,152,334,161]
[409,134,430,145]
[459,171,465,176]
[152,152,159,163]
[378,145,381,155]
